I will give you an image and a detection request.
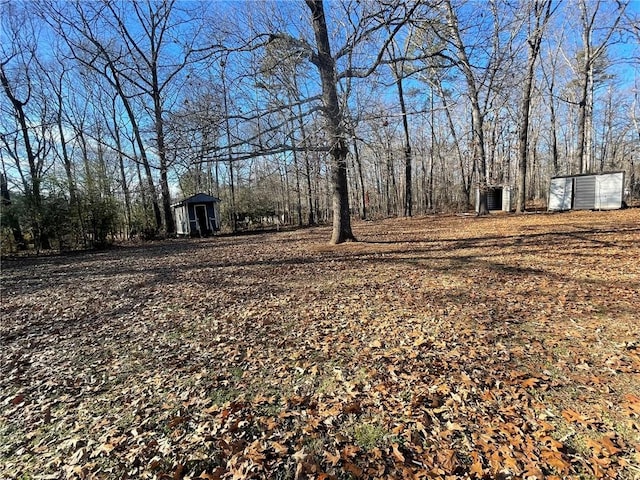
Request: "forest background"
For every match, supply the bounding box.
[1,0,639,250]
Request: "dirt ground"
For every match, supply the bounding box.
[1,209,639,479]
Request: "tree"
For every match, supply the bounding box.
[441,0,490,215]
[99,0,211,234]
[304,0,422,241]
[305,0,355,244]
[516,0,555,213]
[43,0,214,234]
[0,4,52,249]
[257,30,319,226]
[165,75,224,199]
[574,0,628,173]
[44,1,164,233]
[0,171,25,249]
[212,0,421,240]
[386,33,415,217]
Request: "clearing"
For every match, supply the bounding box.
[1,210,639,479]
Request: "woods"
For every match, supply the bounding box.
[1,0,639,249]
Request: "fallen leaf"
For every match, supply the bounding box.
[391,443,405,463]
[324,449,340,466]
[292,447,306,463]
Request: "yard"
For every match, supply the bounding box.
[1,210,639,479]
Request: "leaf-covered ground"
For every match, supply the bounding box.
[2,210,639,480]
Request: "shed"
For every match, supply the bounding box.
[548,171,625,211]
[475,185,513,212]
[172,193,221,236]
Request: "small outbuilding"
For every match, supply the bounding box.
[172,193,221,236]
[475,184,513,212]
[548,171,625,211]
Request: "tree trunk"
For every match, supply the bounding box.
[306,0,355,244]
[443,1,487,213]
[1,172,25,249]
[351,133,366,220]
[293,145,304,227]
[151,67,174,233]
[438,82,470,208]
[550,96,559,175]
[304,153,316,225]
[395,75,412,217]
[576,0,626,173]
[292,77,316,226]
[221,59,237,233]
[471,105,489,215]
[155,106,174,233]
[517,1,553,213]
[577,65,590,174]
[112,107,132,238]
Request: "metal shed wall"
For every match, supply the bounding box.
[502,186,512,212]
[573,176,597,210]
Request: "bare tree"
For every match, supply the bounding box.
[305,0,355,243]
[385,33,415,217]
[100,0,214,234]
[44,1,164,232]
[0,5,52,249]
[516,0,555,213]
[427,0,528,214]
[42,0,214,234]
[440,0,491,214]
[574,0,628,173]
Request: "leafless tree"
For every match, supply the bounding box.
[0,4,53,249]
[516,0,555,213]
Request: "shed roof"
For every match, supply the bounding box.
[551,170,624,180]
[171,193,221,207]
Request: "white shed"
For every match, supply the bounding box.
[548,171,625,211]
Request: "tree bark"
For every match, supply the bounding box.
[150,44,174,233]
[1,172,25,249]
[221,59,237,233]
[351,133,367,220]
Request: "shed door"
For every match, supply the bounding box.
[595,172,624,210]
[487,188,503,210]
[195,204,209,233]
[175,206,188,234]
[548,177,573,211]
[501,186,511,212]
[573,176,596,210]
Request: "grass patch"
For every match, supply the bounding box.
[352,422,388,451]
